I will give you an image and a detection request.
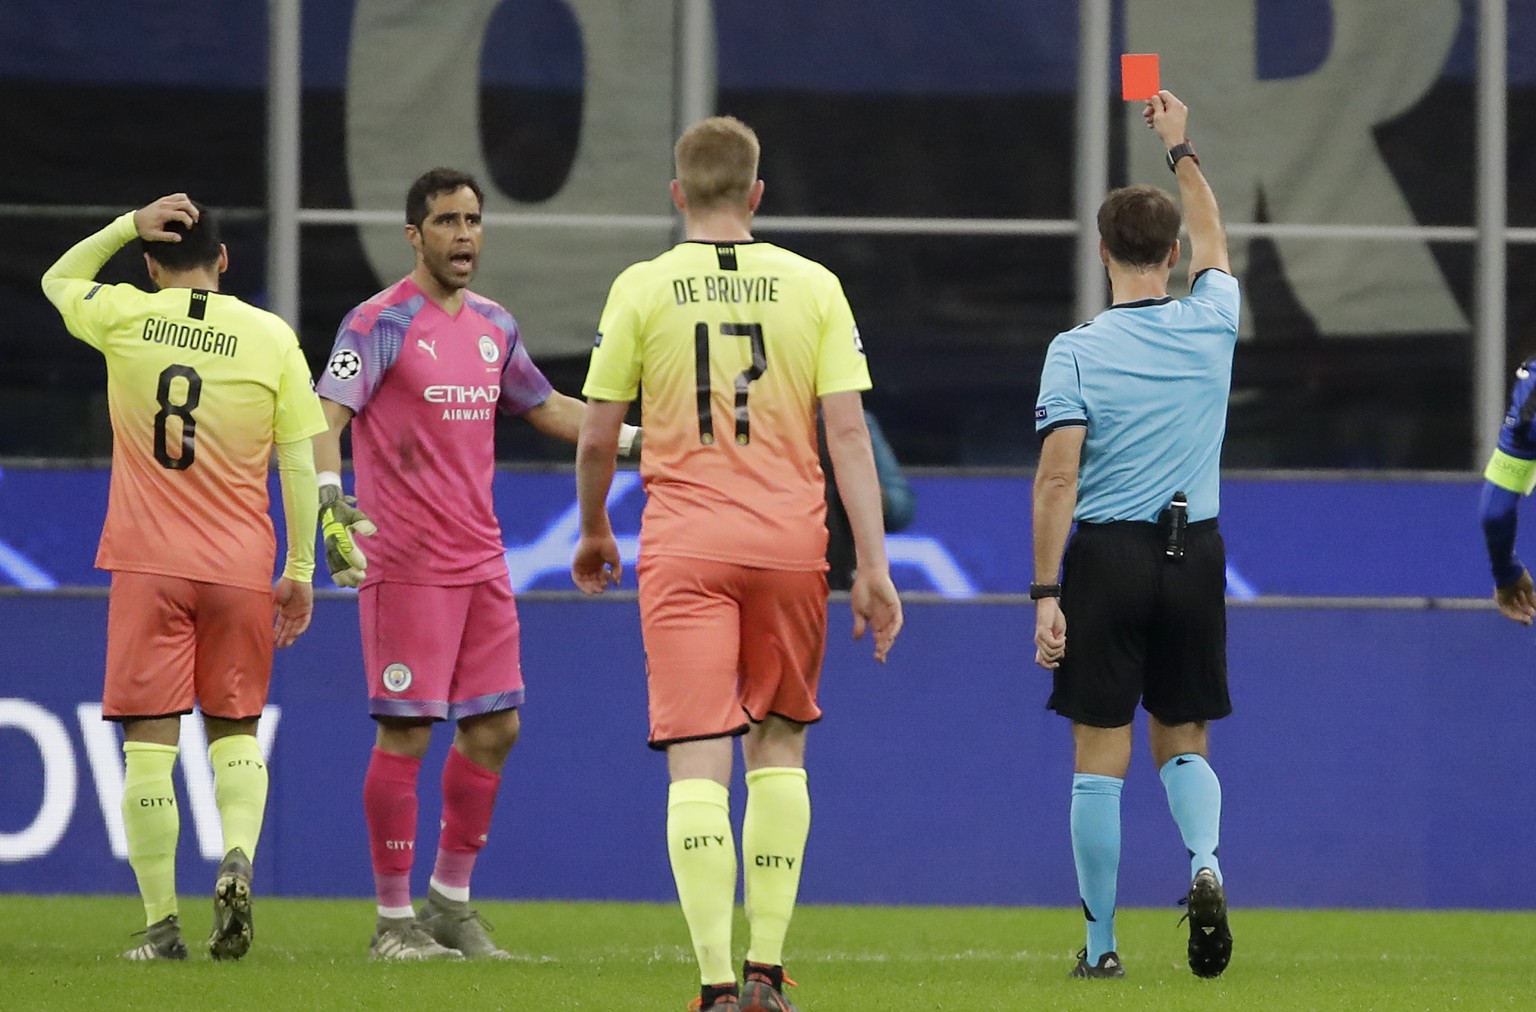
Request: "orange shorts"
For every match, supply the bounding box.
[104,571,275,721]
[637,555,828,749]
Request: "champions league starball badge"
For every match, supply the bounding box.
[328,349,362,380]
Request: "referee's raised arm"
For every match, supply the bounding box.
[1145,90,1230,278]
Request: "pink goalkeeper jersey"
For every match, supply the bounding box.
[316,276,553,586]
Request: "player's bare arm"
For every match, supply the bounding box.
[313,398,353,475]
[526,390,641,457]
[572,398,629,593]
[1145,90,1230,277]
[822,390,903,661]
[523,391,586,444]
[1032,425,1084,670]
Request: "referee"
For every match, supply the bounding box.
[1031,90,1236,981]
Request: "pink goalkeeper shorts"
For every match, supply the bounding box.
[359,575,524,721]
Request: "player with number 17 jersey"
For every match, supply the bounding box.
[583,240,870,568]
[573,117,903,1005]
[315,275,554,586]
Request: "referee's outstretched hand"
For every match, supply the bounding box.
[851,570,902,663]
[1495,569,1536,625]
[1034,598,1066,670]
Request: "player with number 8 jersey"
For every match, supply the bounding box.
[41,194,326,963]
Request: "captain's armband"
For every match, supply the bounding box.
[1484,449,1536,494]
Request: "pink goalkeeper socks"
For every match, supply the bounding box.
[431,746,501,894]
[364,747,421,914]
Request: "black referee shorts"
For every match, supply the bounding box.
[1047,519,1231,729]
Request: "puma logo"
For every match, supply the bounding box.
[418,339,438,360]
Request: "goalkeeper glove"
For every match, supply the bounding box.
[319,483,377,588]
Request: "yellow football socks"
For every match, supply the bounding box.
[121,741,180,925]
[209,734,268,861]
[743,767,810,967]
[667,778,737,985]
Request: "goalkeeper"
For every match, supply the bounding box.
[312,167,638,962]
[41,194,327,963]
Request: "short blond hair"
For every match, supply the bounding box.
[675,116,760,211]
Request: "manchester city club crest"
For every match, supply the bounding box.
[478,335,499,363]
[381,662,413,693]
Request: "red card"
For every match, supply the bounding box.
[1121,53,1160,101]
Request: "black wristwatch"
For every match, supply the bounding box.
[1029,583,1062,600]
[1166,140,1199,173]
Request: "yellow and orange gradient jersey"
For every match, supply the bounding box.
[42,213,327,592]
[584,240,871,570]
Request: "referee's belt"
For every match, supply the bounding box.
[1075,518,1219,533]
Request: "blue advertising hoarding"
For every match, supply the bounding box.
[0,464,1497,598]
[2,593,1533,909]
[4,465,1525,908]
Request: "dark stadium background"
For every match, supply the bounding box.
[2,0,1526,468]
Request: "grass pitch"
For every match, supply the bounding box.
[2,896,1531,1010]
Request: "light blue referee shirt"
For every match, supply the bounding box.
[1034,269,1240,523]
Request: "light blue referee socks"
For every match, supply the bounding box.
[1160,753,1223,884]
[1071,773,1123,963]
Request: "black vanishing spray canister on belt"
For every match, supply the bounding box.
[1161,491,1188,560]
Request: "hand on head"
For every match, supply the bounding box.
[134,193,199,242]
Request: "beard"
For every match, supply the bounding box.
[424,247,476,291]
